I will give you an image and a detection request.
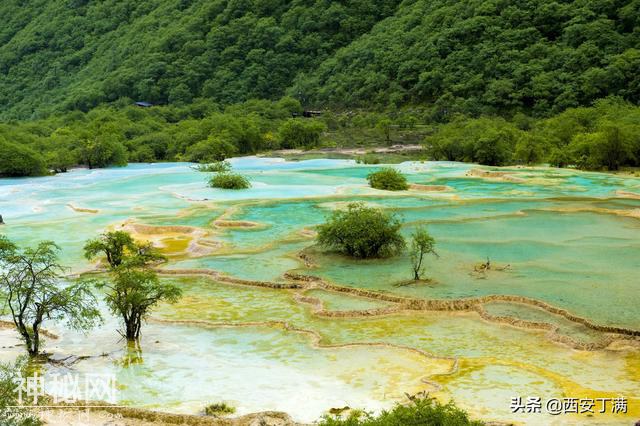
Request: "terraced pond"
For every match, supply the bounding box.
[1,158,639,424]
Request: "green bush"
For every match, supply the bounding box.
[356,154,381,164]
[367,168,409,191]
[208,173,250,190]
[193,161,232,173]
[319,396,483,426]
[0,358,42,425]
[317,202,405,258]
[278,119,327,149]
[204,402,236,416]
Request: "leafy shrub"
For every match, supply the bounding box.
[204,402,236,416]
[319,396,483,426]
[317,202,405,258]
[356,154,381,164]
[367,168,409,191]
[208,173,250,190]
[193,161,232,173]
[0,358,42,426]
[278,119,327,149]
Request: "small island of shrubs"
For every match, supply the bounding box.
[317,202,405,259]
[196,160,251,190]
[208,172,251,190]
[367,168,409,191]
[204,402,236,416]
[317,202,438,280]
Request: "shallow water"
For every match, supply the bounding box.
[1,158,639,424]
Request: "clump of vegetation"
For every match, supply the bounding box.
[0,236,101,357]
[278,119,327,149]
[410,227,438,280]
[208,172,251,190]
[204,402,236,416]
[356,154,381,164]
[317,202,405,259]
[186,135,237,163]
[0,358,42,426]
[319,395,483,426]
[376,119,393,145]
[367,168,409,191]
[193,161,232,173]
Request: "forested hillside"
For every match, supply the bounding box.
[0,0,399,119]
[293,0,640,117]
[1,0,639,119]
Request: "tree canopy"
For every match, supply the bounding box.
[424,98,640,170]
[84,230,166,268]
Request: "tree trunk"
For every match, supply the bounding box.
[125,314,142,341]
[413,251,424,280]
[31,328,40,356]
[30,317,43,356]
[16,318,38,357]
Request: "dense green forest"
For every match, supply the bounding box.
[1,0,639,176]
[0,0,399,119]
[293,0,640,116]
[1,0,639,119]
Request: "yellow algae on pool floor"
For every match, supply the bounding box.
[119,221,221,258]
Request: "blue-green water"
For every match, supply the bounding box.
[1,158,639,424]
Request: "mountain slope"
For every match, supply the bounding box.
[0,0,400,118]
[0,0,638,119]
[293,0,640,117]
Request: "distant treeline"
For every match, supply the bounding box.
[0,97,324,176]
[426,97,640,170]
[1,97,639,177]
